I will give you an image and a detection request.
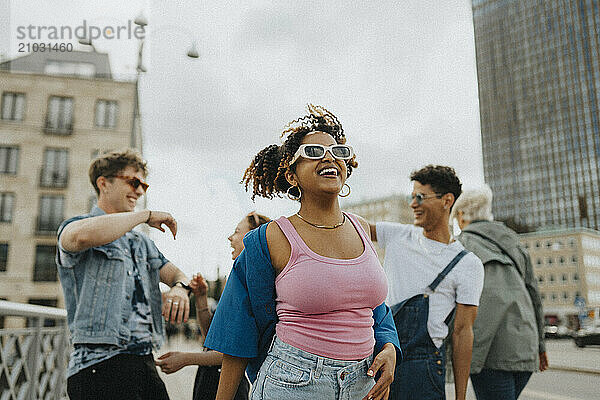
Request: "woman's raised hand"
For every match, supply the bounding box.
[190,273,209,297]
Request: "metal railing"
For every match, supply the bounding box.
[39,170,69,189]
[43,119,73,136]
[35,216,62,236]
[0,301,69,400]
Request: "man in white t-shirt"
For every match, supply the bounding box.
[369,165,484,400]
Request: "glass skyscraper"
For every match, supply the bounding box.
[472,0,600,231]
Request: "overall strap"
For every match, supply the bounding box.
[427,250,468,292]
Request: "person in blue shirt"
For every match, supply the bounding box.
[156,211,271,400]
[204,105,400,400]
[56,149,192,400]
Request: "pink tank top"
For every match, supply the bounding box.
[274,212,388,360]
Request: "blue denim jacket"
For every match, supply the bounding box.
[204,222,401,382]
[55,206,168,348]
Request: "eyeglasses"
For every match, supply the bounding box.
[411,192,443,205]
[109,175,149,192]
[290,144,354,165]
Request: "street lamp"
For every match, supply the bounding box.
[78,13,199,67]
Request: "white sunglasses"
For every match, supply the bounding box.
[290,144,354,165]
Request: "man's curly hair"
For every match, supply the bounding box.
[242,104,358,200]
[410,165,462,209]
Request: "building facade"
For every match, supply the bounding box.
[0,51,141,326]
[472,0,600,231]
[520,228,600,320]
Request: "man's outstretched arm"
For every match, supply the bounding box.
[61,210,177,252]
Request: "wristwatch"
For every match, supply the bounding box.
[173,281,192,295]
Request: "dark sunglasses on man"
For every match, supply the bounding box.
[410,192,443,205]
[108,175,149,192]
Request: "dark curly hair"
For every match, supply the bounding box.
[410,165,462,209]
[246,211,271,229]
[242,104,358,200]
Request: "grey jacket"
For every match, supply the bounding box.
[459,221,545,374]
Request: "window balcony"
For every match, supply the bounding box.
[43,120,73,135]
[39,170,69,188]
[35,216,62,235]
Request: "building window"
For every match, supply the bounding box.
[549,274,555,283]
[0,243,7,271]
[0,146,19,174]
[559,256,565,264]
[524,242,529,248]
[40,148,69,188]
[535,241,540,248]
[551,293,557,301]
[541,293,546,301]
[1,92,25,121]
[95,100,118,128]
[37,195,64,233]
[45,96,73,135]
[563,292,569,300]
[536,258,542,265]
[538,275,544,283]
[562,274,568,282]
[573,273,579,281]
[33,245,58,282]
[0,193,14,222]
[572,255,578,263]
[546,241,552,248]
[45,61,96,77]
[547,258,553,265]
[570,238,576,248]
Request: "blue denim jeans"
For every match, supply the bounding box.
[250,337,375,400]
[470,369,532,400]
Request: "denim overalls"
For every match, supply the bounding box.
[389,250,468,400]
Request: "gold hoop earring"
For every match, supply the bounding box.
[287,185,301,201]
[339,183,351,198]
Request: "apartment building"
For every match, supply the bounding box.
[520,228,600,320]
[0,51,141,326]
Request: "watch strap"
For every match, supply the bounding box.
[174,281,192,294]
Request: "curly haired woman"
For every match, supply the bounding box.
[204,105,400,400]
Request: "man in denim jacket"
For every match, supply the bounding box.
[56,150,191,400]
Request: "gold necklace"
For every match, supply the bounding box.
[295,213,346,229]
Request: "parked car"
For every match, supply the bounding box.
[544,324,574,339]
[573,327,600,348]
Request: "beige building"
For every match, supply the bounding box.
[344,195,413,260]
[0,51,141,326]
[520,229,600,320]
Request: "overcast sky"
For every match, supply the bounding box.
[6,0,484,279]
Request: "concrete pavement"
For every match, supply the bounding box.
[156,338,600,400]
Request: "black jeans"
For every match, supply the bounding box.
[67,353,170,400]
